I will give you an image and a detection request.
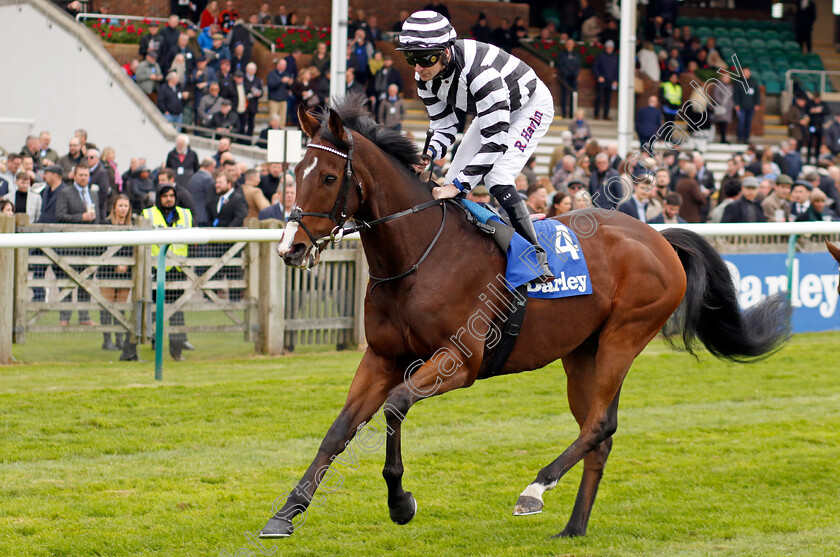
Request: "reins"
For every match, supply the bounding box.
[288,131,448,289]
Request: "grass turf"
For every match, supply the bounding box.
[1,333,839,556]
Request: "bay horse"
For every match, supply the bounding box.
[261,100,791,539]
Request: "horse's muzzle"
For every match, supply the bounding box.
[281,242,322,269]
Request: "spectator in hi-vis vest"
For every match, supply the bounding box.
[127,183,195,362]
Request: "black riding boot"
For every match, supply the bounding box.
[170,336,186,361]
[508,200,555,282]
[120,340,138,361]
[102,333,119,351]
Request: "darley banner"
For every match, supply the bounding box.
[723,253,840,332]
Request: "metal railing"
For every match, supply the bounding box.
[248,25,275,53]
[785,69,840,100]
[178,122,267,147]
[76,12,169,25]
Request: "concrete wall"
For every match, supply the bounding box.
[0,0,264,170]
[0,0,181,170]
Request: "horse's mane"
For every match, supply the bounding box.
[316,94,422,169]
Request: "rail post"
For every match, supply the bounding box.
[155,244,169,380]
[0,215,15,363]
[785,234,798,302]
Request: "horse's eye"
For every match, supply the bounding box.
[325,175,337,185]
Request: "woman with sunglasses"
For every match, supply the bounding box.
[397,10,556,282]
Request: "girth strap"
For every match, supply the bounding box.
[483,284,529,378]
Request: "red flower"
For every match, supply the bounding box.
[278,42,285,48]
[319,33,325,39]
[142,18,150,24]
[107,32,113,38]
[138,28,145,35]
[552,52,558,57]
[291,39,296,43]
[586,55,594,64]
[302,37,308,42]
[127,25,134,33]
[579,46,586,53]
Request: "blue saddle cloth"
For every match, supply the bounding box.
[460,199,592,299]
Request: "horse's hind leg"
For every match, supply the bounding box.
[556,380,621,538]
[512,334,632,537]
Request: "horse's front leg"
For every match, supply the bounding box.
[382,349,481,526]
[260,349,400,538]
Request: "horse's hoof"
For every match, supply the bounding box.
[258,516,294,539]
[513,495,543,516]
[389,493,417,525]
[552,526,585,538]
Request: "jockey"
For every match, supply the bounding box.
[398,10,555,281]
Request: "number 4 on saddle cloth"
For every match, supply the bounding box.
[460,199,592,299]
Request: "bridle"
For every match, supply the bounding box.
[287,128,448,289]
[288,126,363,246]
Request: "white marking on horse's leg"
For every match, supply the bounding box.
[301,157,318,180]
[276,221,300,256]
[520,480,558,502]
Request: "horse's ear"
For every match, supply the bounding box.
[299,105,319,138]
[327,109,348,142]
[826,240,840,264]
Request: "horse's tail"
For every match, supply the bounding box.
[661,228,792,362]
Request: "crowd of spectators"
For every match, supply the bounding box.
[108,3,413,138]
[523,129,840,226]
[0,129,300,359]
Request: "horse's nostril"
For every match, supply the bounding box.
[283,243,307,263]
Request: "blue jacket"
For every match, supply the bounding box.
[267,69,293,102]
[617,198,647,221]
[258,203,286,221]
[593,52,619,82]
[635,106,663,138]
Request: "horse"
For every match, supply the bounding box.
[261,99,791,539]
[828,241,840,291]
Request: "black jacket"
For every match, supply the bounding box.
[825,120,840,155]
[165,148,200,188]
[218,71,238,105]
[555,50,581,79]
[38,183,66,223]
[207,188,248,227]
[722,198,766,223]
[244,75,264,114]
[211,110,240,133]
[733,77,760,110]
[88,163,111,223]
[157,83,185,116]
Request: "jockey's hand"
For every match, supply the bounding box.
[412,155,431,175]
[432,184,461,200]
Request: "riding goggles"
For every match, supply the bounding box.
[404,50,443,68]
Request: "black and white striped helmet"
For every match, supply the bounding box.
[396,10,456,51]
